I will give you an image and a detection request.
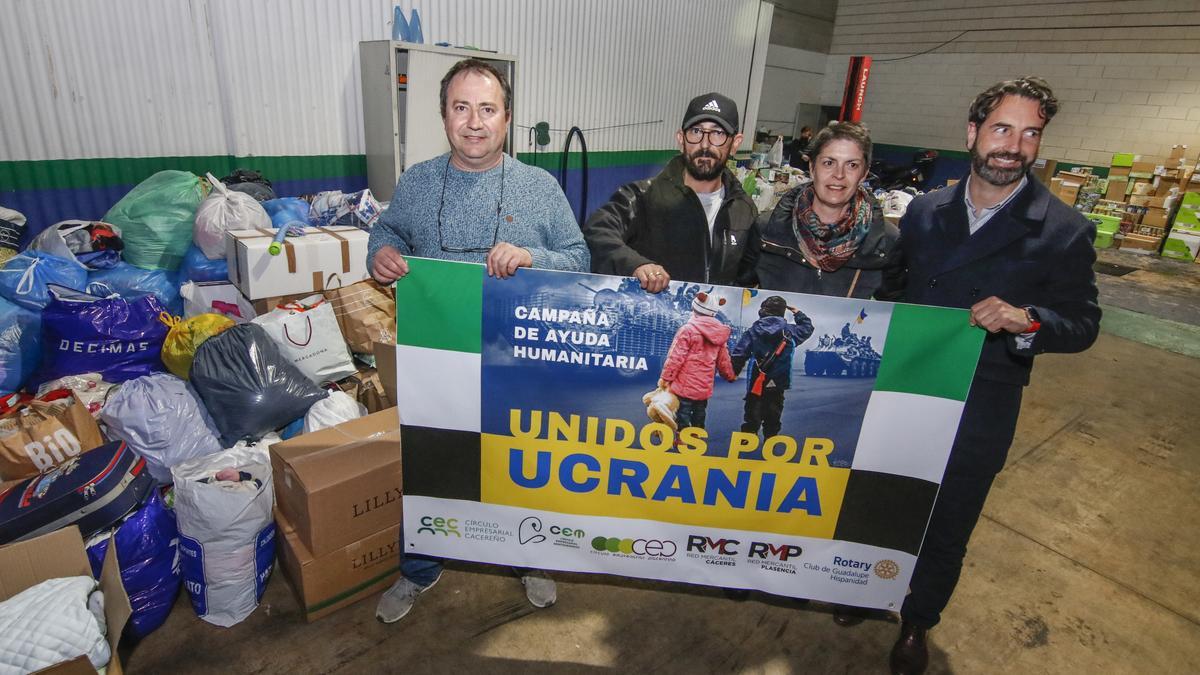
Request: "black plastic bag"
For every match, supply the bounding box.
[189,323,327,446]
[219,169,277,203]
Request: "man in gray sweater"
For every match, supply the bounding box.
[366,58,588,624]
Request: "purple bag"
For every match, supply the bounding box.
[87,489,182,641]
[32,285,170,388]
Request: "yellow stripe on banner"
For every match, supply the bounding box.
[480,430,851,540]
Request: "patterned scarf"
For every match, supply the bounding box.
[790,185,874,272]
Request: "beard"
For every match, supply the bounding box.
[970,142,1033,187]
[684,148,726,181]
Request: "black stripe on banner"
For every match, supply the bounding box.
[400,425,481,501]
[832,470,939,556]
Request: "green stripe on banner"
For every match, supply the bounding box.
[874,304,983,401]
[0,154,366,191]
[393,258,483,354]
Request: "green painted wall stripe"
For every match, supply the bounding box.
[0,155,366,191]
[517,149,678,171]
[873,143,1110,178]
[874,303,983,401]
[394,257,483,354]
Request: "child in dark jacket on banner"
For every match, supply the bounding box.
[731,295,815,439]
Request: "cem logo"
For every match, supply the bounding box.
[519,516,585,545]
[747,542,803,562]
[591,535,677,557]
[417,515,461,537]
[686,535,740,556]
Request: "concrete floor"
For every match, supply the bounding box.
[127,250,1200,674]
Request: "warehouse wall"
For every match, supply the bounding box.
[758,45,828,137]
[0,0,772,237]
[821,0,1200,171]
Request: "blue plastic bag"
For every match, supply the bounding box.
[262,198,310,229]
[0,251,88,310]
[180,244,229,283]
[0,296,41,393]
[87,490,182,641]
[87,262,183,316]
[33,286,170,388]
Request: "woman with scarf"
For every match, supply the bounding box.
[751,121,904,626]
[755,121,903,301]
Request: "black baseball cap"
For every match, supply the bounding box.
[682,93,739,134]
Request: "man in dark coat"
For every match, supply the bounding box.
[583,92,758,290]
[874,76,1100,674]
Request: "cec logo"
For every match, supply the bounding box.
[874,559,900,579]
[417,515,460,537]
[591,536,677,557]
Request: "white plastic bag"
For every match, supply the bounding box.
[193,173,271,260]
[99,373,224,484]
[252,295,356,384]
[303,391,366,433]
[180,281,257,323]
[172,435,277,628]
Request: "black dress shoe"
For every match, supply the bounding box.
[889,621,928,675]
[832,604,866,627]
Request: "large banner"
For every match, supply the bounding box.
[390,258,983,610]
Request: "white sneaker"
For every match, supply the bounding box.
[521,570,557,608]
[375,570,443,623]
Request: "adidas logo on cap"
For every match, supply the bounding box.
[701,99,722,112]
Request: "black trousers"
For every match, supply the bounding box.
[901,379,1023,629]
[741,387,786,438]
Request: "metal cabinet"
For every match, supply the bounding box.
[359,41,517,202]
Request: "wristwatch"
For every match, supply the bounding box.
[1022,306,1041,333]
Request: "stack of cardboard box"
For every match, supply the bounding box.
[270,409,404,622]
[1049,146,1196,255]
[1164,191,1200,262]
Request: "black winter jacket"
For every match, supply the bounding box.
[582,156,759,286]
[753,186,904,300]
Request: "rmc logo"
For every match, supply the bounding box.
[686,535,740,556]
[747,542,803,562]
[417,516,460,537]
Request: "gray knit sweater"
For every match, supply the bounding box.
[366,153,589,272]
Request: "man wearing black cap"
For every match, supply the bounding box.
[583,92,758,291]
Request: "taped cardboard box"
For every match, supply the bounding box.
[225,226,370,300]
[270,408,402,557]
[1142,206,1168,228]
[275,508,401,623]
[1,527,130,674]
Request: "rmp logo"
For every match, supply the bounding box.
[747,542,803,562]
[417,515,460,537]
[519,516,585,545]
[591,535,677,557]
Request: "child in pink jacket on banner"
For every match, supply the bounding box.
[659,291,737,432]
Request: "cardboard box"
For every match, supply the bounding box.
[1129,161,1156,179]
[1057,183,1081,205]
[270,408,402,557]
[1128,194,1151,207]
[1108,165,1131,179]
[1131,180,1154,196]
[0,527,130,674]
[251,291,324,316]
[1119,233,1161,253]
[1110,153,1135,167]
[1155,177,1180,197]
[373,341,399,408]
[1105,177,1129,201]
[1085,213,1122,235]
[1173,206,1200,233]
[1169,144,1187,161]
[1142,206,1168,228]
[1161,230,1200,261]
[1147,195,1169,209]
[226,226,370,300]
[275,508,402,623]
[1031,158,1058,184]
